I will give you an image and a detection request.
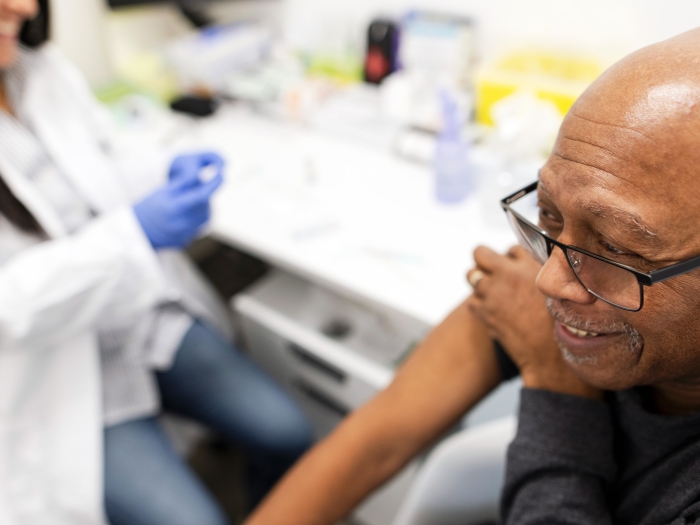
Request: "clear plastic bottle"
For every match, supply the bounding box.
[433,90,475,204]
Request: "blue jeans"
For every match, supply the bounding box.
[104,321,313,525]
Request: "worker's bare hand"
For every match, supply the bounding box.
[466,246,601,399]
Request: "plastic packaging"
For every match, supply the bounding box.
[166,23,273,92]
[477,91,560,226]
[475,50,603,126]
[433,90,474,204]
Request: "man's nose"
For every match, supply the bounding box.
[536,245,597,305]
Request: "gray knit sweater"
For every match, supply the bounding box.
[501,387,700,524]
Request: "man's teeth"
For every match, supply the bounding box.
[563,324,600,337]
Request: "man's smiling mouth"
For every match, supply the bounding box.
[545,298,645,356]
[561,324,602,338]
[546,298,632,338]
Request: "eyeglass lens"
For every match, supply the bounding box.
[507,211,642,310]
[566,251,641,310]
[506,211,548,264]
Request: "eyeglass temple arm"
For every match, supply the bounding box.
[501,181,539,208]
[647,253,700,284]
[500,181,700,289]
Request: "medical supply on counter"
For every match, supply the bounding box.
[433,90,474,204]
[394,127,437,164]
[377,10,475,133]
[224,55,306,103]
[166,23,273,93]
[476,91,560,225]
[198,163,221,184]
[134,153,224,248]
[311,84,401,147]
[307,53,364,85]
[488,90,562,160]
[400,11,476,90]
[475,50,603,125]
[364,19,400,84]
[113,51,180,103]
[379,68,474,132]
[170,95,219,117]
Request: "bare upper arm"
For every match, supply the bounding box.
[353,302,501,456]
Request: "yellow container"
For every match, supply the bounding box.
[475,50,604,125]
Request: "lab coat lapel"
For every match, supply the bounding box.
[21,60,128,215]
[0,150,66,238]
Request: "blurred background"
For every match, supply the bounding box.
[54,0,700,90]
[44,2,700,524]
[50,0,700,212]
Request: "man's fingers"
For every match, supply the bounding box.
[465,295,483,318]
[466,293,496,332]
[473,245,505,272]
[467,271,491,297]
[507,245,529,259]
[466,268,484,289]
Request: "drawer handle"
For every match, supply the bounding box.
[294,380,349,417]
[289,343,347,383]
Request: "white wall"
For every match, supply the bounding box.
[50,0,700,86]
[282,0,700,64]
[51,0,114,86]
[49,0,281,87]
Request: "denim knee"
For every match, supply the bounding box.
[251,399,314,458]
[104,418,230,525]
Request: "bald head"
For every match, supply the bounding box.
[533,28,700,392]
[582,28,700,126]
[566,28,700,198]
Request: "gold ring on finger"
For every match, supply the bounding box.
[468,269,484,289]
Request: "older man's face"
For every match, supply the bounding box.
[535,39,700,390]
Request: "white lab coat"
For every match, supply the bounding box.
[0,45,230,524]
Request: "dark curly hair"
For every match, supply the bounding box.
[20,0,50,48]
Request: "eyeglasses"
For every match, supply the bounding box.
[501,181,700,311]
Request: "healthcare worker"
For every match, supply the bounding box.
[0,1,312,524]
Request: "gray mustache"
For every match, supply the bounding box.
[545,298,641,337]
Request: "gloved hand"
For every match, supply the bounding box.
[168,151,224,184]
[134,152,224,249]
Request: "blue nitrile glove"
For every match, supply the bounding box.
[134,153,225,249]
[169,151,224,184]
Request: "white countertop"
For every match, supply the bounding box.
[178,107,517,326]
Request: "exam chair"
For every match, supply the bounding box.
[390,416,517,525]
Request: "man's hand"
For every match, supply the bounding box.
[466,245,601,400]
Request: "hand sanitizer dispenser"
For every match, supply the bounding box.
[433,90,475,204]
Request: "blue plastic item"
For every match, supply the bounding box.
[134,153,224,249]
[433,90,475,204]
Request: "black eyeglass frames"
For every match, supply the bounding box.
[500,182,700,312]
